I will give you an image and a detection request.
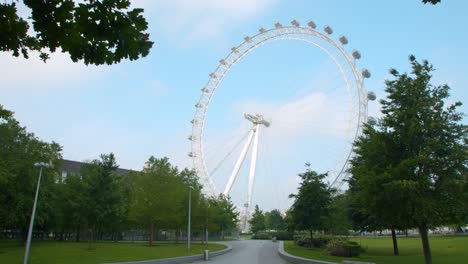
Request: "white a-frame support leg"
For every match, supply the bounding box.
[223,128,255,196]
[246,124,260,210]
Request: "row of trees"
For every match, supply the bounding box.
[249,206,287,233]
[284,57,466,264]
[0,104,239,246]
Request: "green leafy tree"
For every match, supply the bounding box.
[52,172,87,241]
[80,153,125,246]
[0,0,153,65]
[129,156,184,246]
[348,124,408,255]
[215,195,239,239]
[0,104,62,240]
[265,209,286,231]
[170,168,204,243]
[326,193,352,235]
[249,205,265,234]
[289,164,334,240]
[422,0,441,4]
[349,56,467,264]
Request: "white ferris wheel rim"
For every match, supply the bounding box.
[189,20,371,196]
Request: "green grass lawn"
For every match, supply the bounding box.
[0,240,226,264]
[239,233,253,239]
[284,235,468,264]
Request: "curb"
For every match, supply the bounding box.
[104,242,232,264]
[277,241,337,264]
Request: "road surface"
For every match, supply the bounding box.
[195,239,289,264]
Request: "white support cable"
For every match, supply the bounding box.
[208,129,252,178]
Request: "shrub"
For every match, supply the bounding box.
[294,235,311,247]
[293,234,331,248]
[251,232,271,240]
[272,231,294,241]
[311,234,332,248]
[326,238,365,257]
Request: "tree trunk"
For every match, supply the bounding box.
[76,226,80,242]
[82,223,87,241]
[391,228,399,255]
[149,223,154,247]
[418,225,432,264]
[88,225,95,250]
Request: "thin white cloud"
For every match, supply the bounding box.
[232,92,355,142]
[0,52,109,95]
[138,0,276,46]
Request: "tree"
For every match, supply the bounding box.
[348,124,408,255]
[349,56,467,264]
[265,209,286,231]
[422,0,441,4]
[0,0,153,65]
[52,172,87,241]
[248,205,265,234]
[80,153,125,246]
[0,104,62,240]
[288,165,334,240]
[129,156,182,246]
[326,193,352,235]
[215,195,239,239]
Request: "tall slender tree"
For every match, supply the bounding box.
[289,164,334,240]
[249,205,265,234]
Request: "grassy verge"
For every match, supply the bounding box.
[239,233,253,239]
[0,240,226,264]
[283,235,468,264]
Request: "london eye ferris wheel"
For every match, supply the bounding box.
[188,19,376,230]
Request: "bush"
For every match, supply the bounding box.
[251,232,271,240]
[294,234,311,247]
[272,231,294,241]
[293,234,331,248]
[326,238,365,257]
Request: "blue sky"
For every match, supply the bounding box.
[1,0,467,210]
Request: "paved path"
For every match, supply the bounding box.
[195,239,289,264]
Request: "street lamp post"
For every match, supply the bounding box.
[23,162,50,264]
[187,186,194,252]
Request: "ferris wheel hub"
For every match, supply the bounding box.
[244,113,271,127]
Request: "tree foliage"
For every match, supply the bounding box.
[248,205,265,234]
[0,104,62,238]
[326,193,352,235]
[0,0,153,65]
[349,56,467,264]
[265,209,286,231]
[422,0,441,4]
[288,165,334,238]
[0,104,239,244]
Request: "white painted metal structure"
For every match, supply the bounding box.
[189,19,376,205]
[221,114,270,230]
